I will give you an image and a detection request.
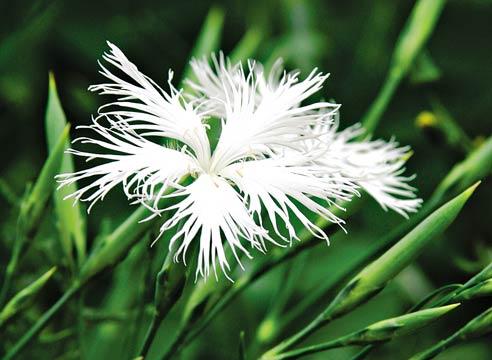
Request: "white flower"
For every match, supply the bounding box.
[189,56,422,217]
[57,42,363,279]
[311,120,423,217]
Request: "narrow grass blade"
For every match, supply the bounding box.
[46,73,86,266]
[0,267,57,329]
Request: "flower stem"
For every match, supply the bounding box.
[263,334,352,360]
[360,71,400,136]
[409,332,461,360]
[262,313,332,359]
[3,283,81,360]
[138,311,166,357]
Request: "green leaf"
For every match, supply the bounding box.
[0,267,57,329]
[20,123,71,235]
[46,73,86,266]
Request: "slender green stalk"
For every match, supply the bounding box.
[360,73,400,136]
[3,283,81,360]
[350,345,376,360]
[361,0,446,135]
[137,248,188,357]
[239,331,246,360]
[0,267,57,329]
[139,312,163,357]
[270,335,351,360]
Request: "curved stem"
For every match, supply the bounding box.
[4,284,80,360]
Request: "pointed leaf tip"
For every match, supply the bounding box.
[464,181,480,198]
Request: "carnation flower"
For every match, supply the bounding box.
[58,42,420,279]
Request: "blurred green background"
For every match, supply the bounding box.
[1,0,491,359]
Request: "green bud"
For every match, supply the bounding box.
[390,0,446,79]
[410,306,492,360]
[454,279,492,301]
[434,136,492,200]
[354,304,460,343]
[269,305,459,360]
[325,183,478,319]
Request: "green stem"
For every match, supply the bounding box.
[265,334,352,360]
[4,284,81,360]
[0,249,20,307]
[409,331,461,360]
[263,313,331,359]
[138,239,189,358]
[160,322,190,360]
[350,345,376,360]
[138,311,165,357]
[360,71,401,136]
